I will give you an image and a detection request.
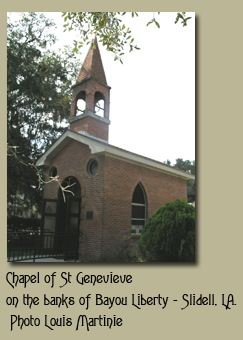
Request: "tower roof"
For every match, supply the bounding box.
[76,37,107,85]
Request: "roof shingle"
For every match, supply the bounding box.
[76,37,107,85]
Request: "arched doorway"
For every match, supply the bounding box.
[41,176,81,260]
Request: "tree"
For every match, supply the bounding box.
[174,158,195,203]
[138,199,195,262]
[174,158,195,174]
[163,159,172,166]
[62,12,192,63]
[7,12,81,216]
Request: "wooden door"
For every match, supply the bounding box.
[64,196,81,259]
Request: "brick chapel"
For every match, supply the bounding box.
[36,37,195,261]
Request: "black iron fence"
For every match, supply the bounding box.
[7,230,82,262]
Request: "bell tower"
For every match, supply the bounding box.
[69,37,111,142]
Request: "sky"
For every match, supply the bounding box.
[11,12,195,165]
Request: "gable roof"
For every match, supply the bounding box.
[76,37,107,85]
[36,130,195,181]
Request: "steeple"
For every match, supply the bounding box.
[69,37,111,142]
[76,37,107,85]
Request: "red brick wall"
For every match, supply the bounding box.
[69,116,109,141]
[43,139,187,261]
[43,140,105,260]
[69,77,110,141]
[101,155,187,258]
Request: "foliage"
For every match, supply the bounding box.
[163,159,172,166]
[187,180,195,203]
[7,216,41,232]
[7,12,81,215]
[138,199,195,262]
[62,12,191,63]
[62,12,141,63]
[174,158,195,203]
[174,158,195,174]
[175,12,192,27]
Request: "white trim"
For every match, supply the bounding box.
[69,110,110,125]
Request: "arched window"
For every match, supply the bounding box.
[131,183,147,234]
[94,91,105,117]
[76,91,86,116]
[49,166,57,177]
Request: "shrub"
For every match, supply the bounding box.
[7,216,41,232]
[138,199,195,262]
[103,234,138,262]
